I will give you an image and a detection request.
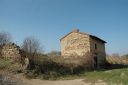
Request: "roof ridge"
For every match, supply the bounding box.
[60,29,106,43]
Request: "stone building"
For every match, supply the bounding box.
[60,29,106,67]
[1,43,22,61]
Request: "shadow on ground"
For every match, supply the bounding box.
[94,63,128,72]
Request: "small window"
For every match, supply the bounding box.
[94,44,97,49]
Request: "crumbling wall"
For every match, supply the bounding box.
[1,43,21,61]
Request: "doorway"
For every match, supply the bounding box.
[94,56,98,68]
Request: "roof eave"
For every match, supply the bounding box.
[90,35,107,43]
[60,31,107,43]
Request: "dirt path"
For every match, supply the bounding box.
[23,78,107,85]
[24,79,88,85]
[0,72,107,85]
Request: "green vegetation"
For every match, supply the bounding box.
[83,68,128,85]
[1,48,128,85]
[24,53,94,79]
[0,58,22,73]
[24,54,128,85]
[25,64,128,85]
[1,55,128,85]
[1,31,128,85]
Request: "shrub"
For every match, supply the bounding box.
[24,52,96,80]
[0,58,10,69]
[28,53,94,74]
[0,58,23,73]
[7,63,22,73]
[25,70,39,79]
[41,71,60,80]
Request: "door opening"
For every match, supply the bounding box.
[94,56,98,68]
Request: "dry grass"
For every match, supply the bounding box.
[106,55,128,65]
[24,53,95,80]
[0,58,23,73]
[0,72,26,85]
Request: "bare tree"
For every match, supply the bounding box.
[0,32,12,57]
[0,32,12,46]
[21,37,41,69]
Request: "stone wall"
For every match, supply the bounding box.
[89,37,106,66]
[1,43,22,61]
[60,29,106,68]
[60,31,90,57]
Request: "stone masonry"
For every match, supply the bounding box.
[60,29,106,67]
[1,43,22,61]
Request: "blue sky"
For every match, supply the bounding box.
[0,0,128,55]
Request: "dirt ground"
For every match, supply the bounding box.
[23,78,107,85]
[24,79,88,85]
[0,72,107,85]
[25,79,107,85]
[20,74,107,85]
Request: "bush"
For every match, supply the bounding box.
[41,71,60,80]
[0,58,23,73]
[8,63,22,73]
[25,70,39,79]
[0,58,10,69]
[25,53,95,79]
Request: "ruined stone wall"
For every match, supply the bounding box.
[61,32,90,57]
[89,37,106,66]
[1,43,21,61]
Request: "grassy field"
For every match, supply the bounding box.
[52,67,128,85]
[82,68,128,85]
